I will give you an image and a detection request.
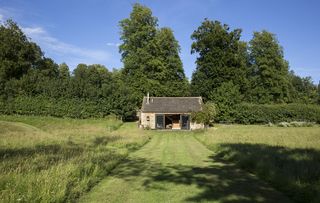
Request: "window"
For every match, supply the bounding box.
[146,116,150,121]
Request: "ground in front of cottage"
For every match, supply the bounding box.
[80,132,291,203]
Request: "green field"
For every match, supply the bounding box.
[195,125,320,203]
[0,115,151,202]
[1,115,320,202]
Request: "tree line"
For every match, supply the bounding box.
[0,3,319,120]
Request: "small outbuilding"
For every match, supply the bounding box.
[138,95,204,130]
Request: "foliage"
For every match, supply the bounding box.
[1,13,319,122]
[0,11,190,120]
[191,102,217,126]
[209,81,242,122]
[233,103,320,124]
[247,30,290,103]
[119,3,189,106]
[190,19,248,100]
[0,95,113,119]
[288,71,318,104]
[0,20,40,98]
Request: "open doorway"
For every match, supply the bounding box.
[165,114,181,129]
[157,114,190,130]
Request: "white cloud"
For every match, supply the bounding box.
[0,7,16,20]
[106,42,121,47]
[22,26,111,66]
[23,27,46,35]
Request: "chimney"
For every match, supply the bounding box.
[146,92,150,104]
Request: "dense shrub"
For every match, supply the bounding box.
[232,103,320,124]
[191,102,217,126]
[0,96,113,119]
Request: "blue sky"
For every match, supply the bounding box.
[0,0,319,83]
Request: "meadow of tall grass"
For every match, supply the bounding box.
[0,115,151,202]
[194,125,320,203]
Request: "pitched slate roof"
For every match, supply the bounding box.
[141,97,203,113]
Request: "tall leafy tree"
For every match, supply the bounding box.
[119,3,158,99]
[58,63,70,80]
[119,3,189,103]
[71,64,112,99]
[155,27,190,96]
[54,63,71,98]
[190,19,248,100]
[0,19,42,98]
[248,30,290,103]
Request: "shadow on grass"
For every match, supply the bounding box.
[213,144,320,203]
[0,143,84,159]
[0,135,122,160]
[108,153,293,202]
[108,143,320,202]
[92,135,122,146]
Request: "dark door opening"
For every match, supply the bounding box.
[156,114,164,129]
[164,114,180,129]
[165,115,173,129]
[181,115,190,130]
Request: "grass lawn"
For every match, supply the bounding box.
[1,115,320,203]
[80,131,290,203]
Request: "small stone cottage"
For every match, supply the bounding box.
[138,95,204,130]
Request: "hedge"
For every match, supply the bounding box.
[1,97,319,124]
[0,96,113,119]
[233,103,320,124]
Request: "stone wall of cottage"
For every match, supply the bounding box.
[140,112,155,129]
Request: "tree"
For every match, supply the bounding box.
[209,81,242,122]
[154,27,190,96]
[119,3,158,100]
[56,63,71,97]
[190,19,248,100]
[119,3,189,106]
[288,71,318,104]
[0,19,42,98]
[191,102,217,127]
[248,30,290,103]
[109,69,139,120]
[71,64,112,99]
[58,63,70,80]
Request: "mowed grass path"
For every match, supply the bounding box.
[81,132,291,203]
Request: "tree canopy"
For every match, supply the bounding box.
[190,19,248,100]
[247,30,290,103]
[0,4,318,121]
[119,3,189,102]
